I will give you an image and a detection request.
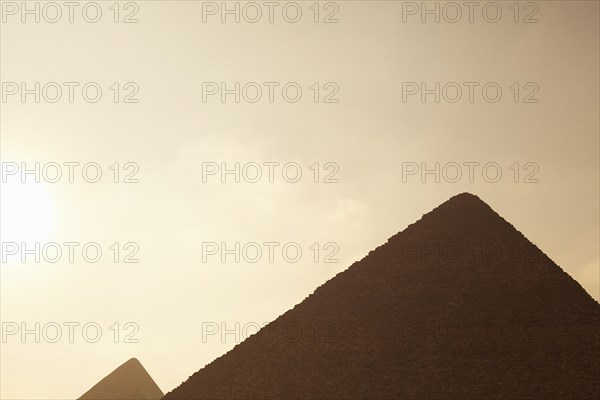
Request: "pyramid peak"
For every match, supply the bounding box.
[449,192,479,200]
[124,357,142,366]
[442,192,487,206]
[390,192,500,242]
[425,192,497,222]
[115,357,145,373]
[79,358,163,400]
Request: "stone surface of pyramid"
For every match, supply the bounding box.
[79,358,164,400]
[164,193,600,399]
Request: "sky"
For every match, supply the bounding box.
[0,1,599,398]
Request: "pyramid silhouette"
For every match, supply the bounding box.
[164,193,600,399]
[79,358,163,400]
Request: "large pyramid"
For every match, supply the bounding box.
[79,358,164,400]
[164,193,600,399]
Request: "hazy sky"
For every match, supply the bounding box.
[1,1,599,398]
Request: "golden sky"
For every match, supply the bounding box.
[1,1,599,398]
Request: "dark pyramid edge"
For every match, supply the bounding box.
[163,192,600,398]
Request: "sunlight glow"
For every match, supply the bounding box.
[0,181,56,244]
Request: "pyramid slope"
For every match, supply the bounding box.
[164,193,600,399]
[80,358,164,400]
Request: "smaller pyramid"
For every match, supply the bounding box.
[79,358,164,400]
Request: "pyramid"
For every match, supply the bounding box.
[164,193,600,399]
[79,358,164,400]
